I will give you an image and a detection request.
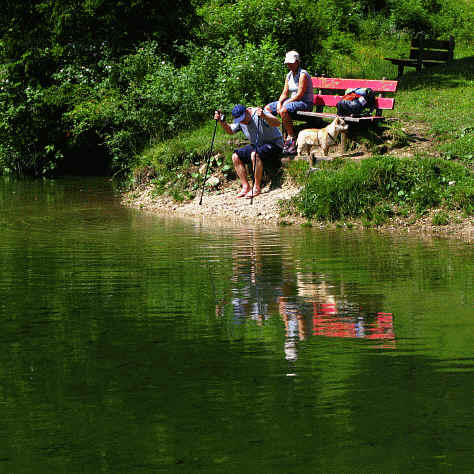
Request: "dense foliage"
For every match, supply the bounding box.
[0,0,472,175]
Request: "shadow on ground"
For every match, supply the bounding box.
[397,55,474,91]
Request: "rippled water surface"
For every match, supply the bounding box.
[1,177,473,473]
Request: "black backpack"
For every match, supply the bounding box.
[336,87,376,116]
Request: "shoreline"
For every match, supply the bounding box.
[122,181,305,225]
[122,181,473,243]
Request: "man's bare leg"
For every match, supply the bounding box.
[246,151,262,198]
[232,152,251,197]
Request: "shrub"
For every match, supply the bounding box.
[193,37,283,110]
[388,0,433,34]
[0,80,66,176]
[323,32,355,56]
[196,0,328,61]
[431,0,474,41]
[65,39,283,174]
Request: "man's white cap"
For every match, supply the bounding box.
[284,50,300,64]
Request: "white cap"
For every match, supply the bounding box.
[284,50,300,64]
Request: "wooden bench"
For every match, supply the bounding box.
[385,34,455,79]
[296,77,398,124]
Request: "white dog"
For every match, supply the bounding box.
[296,116,349,159]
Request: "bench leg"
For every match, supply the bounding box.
[397,64,404,79]
[340,131,347,154]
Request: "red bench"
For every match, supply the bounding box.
[297,77,398,124]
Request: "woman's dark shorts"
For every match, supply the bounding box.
[234,143,282,165]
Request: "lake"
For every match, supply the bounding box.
[0,176,472,473]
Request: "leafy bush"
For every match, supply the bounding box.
[209,38,283,107]
[65,39,283,174]
[0,79,66,176]
[196,0,328,61]
[388,0,434,34]
[323,32,355,56]
[431,0,474,41]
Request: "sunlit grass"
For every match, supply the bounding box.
[140,121,231,167]
[328,38,473,163]
[328,39,408,80]
[292,155,473,224]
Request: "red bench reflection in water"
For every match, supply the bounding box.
[312,306,395,349]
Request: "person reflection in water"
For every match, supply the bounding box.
[215,227,276,324]
[279,297,307,362]
[215,243,396,365]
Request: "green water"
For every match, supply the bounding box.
[0,177,472,473]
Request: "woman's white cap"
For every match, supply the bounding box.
[284,51,300,64]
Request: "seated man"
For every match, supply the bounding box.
[214,104,283,198]
[264,50,314,155]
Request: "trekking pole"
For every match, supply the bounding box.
[199,118,218,205]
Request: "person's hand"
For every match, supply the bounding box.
[276,102,282,114]
[214,110,222,121]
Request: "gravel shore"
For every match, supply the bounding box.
[123,181,304,225]
[123,181,473,242]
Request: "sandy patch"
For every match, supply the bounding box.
[123,180,304,225]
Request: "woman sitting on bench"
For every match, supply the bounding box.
[264,50,313,155]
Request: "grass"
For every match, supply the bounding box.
[129,121,238,198]
[393,53,474,164]
[432,210,450,226]
[289,156,472,225]
[139,121,232,169]
[328,38,406,80]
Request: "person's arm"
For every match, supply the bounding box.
[285,73,309,103]
[214,110,235,135]
[256,107,280,127]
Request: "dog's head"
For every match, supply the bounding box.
[334,116,349,132]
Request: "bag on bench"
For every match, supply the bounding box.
[336,87,376,116]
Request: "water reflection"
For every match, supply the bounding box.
[217,227,396,362]
[1,177,472,473]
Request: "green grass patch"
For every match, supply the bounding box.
[139,122,233,170]
[328,40,406,81]
[390,44,474,163]
[293,155,473,224]
[131,121,238,197]
[432,210,450,226]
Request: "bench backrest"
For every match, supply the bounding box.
[311,77,398,111]
[409,35,455,62]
